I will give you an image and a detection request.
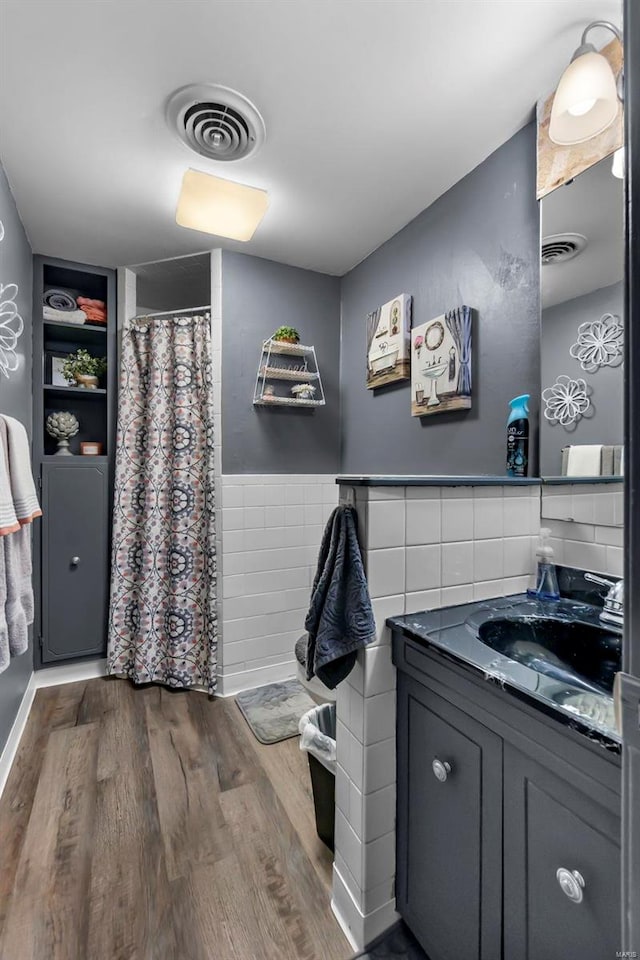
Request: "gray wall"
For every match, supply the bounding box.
[0,160,33,754]
[221,251,341,474]
[541,281,624,474]
[339,124,540,476]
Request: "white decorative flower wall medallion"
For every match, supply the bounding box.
[569,313,624,373]
[0,219,25,379]
[542,375,592,430]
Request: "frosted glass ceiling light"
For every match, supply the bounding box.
[175,169,269,241]
[549,21,622,146]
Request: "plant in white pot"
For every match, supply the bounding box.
[62,348,107,389]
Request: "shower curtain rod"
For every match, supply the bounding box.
[130,305,211,320]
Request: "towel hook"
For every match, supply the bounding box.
[340,486,356,508]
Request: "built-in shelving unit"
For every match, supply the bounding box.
[253,337,325,408]
[32,255,117,669]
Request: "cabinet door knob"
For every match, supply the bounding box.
[432,759,452,782]
[71,556,80,566]
[556,867,585,903]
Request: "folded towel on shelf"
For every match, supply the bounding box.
[0,420,19,536]
[305,504,375,689]
[565,444,603,477]
[77,297,106,311]
[614,445,624,476]
[43,305,87,325]
[43,287,78,311]
[601,446,615,476]
[0,416,42,526]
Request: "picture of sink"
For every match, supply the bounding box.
[411,306,473,417]
[421,360,449,407]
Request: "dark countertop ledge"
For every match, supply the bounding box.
[336,475,541,487]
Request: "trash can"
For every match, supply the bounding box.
[299,703,336,851]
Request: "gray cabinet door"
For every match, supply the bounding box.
[503,742,621,960]
[396,674,503,960]
[41,462,109,662]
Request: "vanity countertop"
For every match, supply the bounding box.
[336,475,541,487]
[387,594,621,750]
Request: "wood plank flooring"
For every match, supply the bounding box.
[0,678,351,960]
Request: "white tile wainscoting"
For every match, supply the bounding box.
[332,481,540,950]
[541,482,624,578]
[218,475,338,695]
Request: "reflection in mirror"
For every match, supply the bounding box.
[540,153,624,481]
[540,480,623,528]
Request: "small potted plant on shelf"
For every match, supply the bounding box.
[291,383,316,401]
[272,326,300,344]
[61,348,107,389]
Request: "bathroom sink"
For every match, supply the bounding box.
[477,615,621,695]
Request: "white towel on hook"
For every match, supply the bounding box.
[3,526,32,659]
[0,416,41,526]
[0,419,19,536]
[0,532,8,674]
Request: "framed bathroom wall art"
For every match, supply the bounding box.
[411,306,473,417]
[366,293,412,389]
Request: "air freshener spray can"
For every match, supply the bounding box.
[506,394,530,477]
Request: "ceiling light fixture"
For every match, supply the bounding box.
[175,169,269,242]
[549,21,622,145]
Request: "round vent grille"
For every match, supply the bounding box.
[541,233,588,265]
[166,84,266,162]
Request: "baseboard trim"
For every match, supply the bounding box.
[217,660,296,698]
[33,658,107,688]
[331,894,360,953]
[332,863,398,953]
[0,672,36,799]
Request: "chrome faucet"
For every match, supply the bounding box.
[584,573,624,628]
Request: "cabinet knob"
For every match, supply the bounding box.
[71,556,80,566]
[432,759,452,782]
[556,867,585,903]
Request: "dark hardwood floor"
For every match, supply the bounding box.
[0,678,352,960]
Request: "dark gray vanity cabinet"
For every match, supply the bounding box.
[39,461,110,662]
[394,634,621,960]
[503,744,620,960]
[396,676,502,960]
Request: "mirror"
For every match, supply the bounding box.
[539,152,624,524]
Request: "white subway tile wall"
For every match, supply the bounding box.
[541,483,624,578]
[219,475,338,693]
[333,482,540,937]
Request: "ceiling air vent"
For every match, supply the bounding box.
[541,233,588,265]
[166,83,266,162]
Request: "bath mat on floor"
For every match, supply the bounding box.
[235,679,316,744]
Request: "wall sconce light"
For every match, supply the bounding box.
[549,21,623,146]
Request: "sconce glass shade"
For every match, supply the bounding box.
[549,50,619,145]
[611,146,625,179]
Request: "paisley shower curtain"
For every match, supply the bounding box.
[107,314,217,693]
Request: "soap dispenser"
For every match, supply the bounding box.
[528,528,560,601]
